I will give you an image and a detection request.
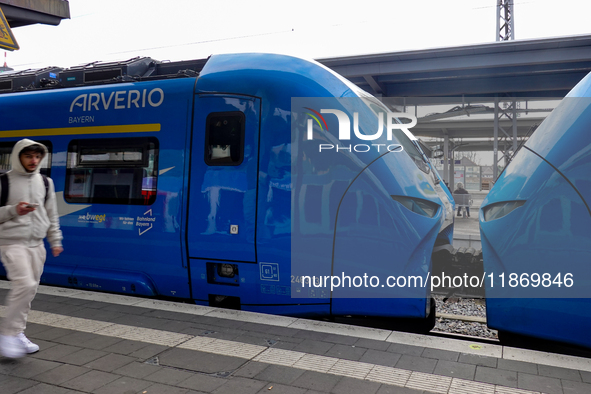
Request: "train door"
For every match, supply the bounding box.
[187,95,260,263]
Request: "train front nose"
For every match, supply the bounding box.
[479,147,591,347]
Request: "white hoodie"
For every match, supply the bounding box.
[0,139,63,248]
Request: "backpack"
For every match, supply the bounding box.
[0,173,49,207]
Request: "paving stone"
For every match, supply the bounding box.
[55,331,123,350]
[272,341,299,351]
[60,297,94,306]
[101,339,150,355]
[433,359,476,380]
[68,308,125,322]
[33,344,83,361]
[562,379,591,394]
[538,364,582,381]
[212,376,268,394]
[387,343,424,356]
[178,373,228,392]
[111,314,165,329]
[518,372,563,394]
[324,343,367,361]
[74,300,110,309]
[256,383,307,394]
[61,369,120,392]
[159,348,247,374]
[496,359,538,375]
[233,361,270,378]
[475,366,518,388]
[376,385,425,394]
[232,334,273,347]
[8,357,61,379]
[322,333,358,346]
[0,375,37,394]
[354,338,391,352]
[255,365,306,385]
[264,326,301,338]
[116,361,162,378]
[32,327,75,341]
[395,354,437,374]
[142,383,194,394]
[291,370,342,392]
[0,358,24,374]
[13,382,75,394]
[458,353,497,368]
[24,338,58,353]
[34,364,90,385]
[29,300,63,313]
[51,331,102,347]
[293,330,329,341]
[359,349,401,367]
[146,367,195,385]
[160,320,196,333]
[56,348,108,365]
[127,343,169,360]
[200,330,241,341]
[83,353,137,372]
[142,309,197,322]
[421,348,459,362]
[241,322,276,334]
[331,376,381,394]
[293,339,334,355]
[93,376,153,394]
[22,323,55,336]
[581,370,591,383]
[101,303,150,315]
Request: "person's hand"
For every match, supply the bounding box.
[52,247,63,257]
[16,202,36,216]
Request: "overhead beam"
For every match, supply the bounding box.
[0,0,70,27]
[363,75,382,95]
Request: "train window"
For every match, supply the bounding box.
[205,112,245,166]
[65,137,159,205]
[367,102,430,174]
[0,141,53,176]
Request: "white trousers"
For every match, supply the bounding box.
[0,244,45,336]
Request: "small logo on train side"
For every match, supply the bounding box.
[305,108,417,153]
[69,88,164,112]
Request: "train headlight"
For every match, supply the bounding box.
[482,200,525,221]
[391,195,439,218]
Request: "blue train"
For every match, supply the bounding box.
[480,73,591,349]
[0,54,455,329]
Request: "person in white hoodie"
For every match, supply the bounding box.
[0,139,63,359]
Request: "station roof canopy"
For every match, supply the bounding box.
[317,34,591,99]
[0,0,70,28]
[317,35,591,149]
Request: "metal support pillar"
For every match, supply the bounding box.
[494,97,499,180]
[496,0,514,41]
[493,96,518,179]
[443,130,449,186]
[450,149,455,189]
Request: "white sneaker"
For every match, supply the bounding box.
[0,334,26,359]
[17,333,39,354]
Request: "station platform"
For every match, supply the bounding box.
[1,281,590,394]
[453,190,487,250]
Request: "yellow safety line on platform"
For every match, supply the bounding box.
[0,123,161,138]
